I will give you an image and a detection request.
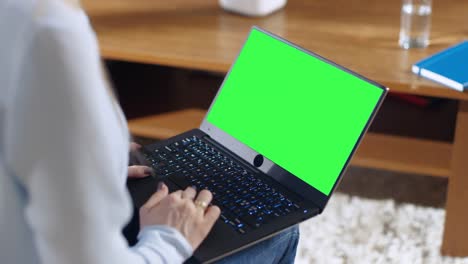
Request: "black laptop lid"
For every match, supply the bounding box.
[201,27,388,210]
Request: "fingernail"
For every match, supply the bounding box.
[144,167,153,176]
[157,182,165,190]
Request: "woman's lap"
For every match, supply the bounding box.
[214,225,300,264]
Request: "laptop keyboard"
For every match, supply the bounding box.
[144,135,302,234]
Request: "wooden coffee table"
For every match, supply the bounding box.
[83,0,468,256]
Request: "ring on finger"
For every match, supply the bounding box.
[194,200,209,210]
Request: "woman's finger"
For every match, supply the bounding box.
[194,189,213,214]
[181,186,197,200]
[128,165,153,178]
[130,142,142,152]
[142,183,169,210]
[204,205,221,224]
[170,190,183,199]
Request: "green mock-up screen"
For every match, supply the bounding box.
[207,29,383,195]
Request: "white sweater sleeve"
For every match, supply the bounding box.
[5,14,192,264]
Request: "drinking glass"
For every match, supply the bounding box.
[399,0,432,49]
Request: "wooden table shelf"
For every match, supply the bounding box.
[354,133,452,178]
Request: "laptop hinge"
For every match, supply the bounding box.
[202,134,258,174]
[203,133,323,213]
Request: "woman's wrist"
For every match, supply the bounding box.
[136,225,194,261]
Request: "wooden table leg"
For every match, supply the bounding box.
[442,101,468,256]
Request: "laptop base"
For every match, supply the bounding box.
[126,129,320,263]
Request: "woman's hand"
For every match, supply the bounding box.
[128,165,153,178]
[128,142,153,179]
[139,184,221,251]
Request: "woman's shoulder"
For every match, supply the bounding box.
[32,0,92,40]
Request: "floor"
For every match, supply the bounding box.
[295,191,467,264]
[338,166,447,208]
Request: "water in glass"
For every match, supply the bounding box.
[399,0,432,49]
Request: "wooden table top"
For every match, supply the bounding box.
[82,0,468,100]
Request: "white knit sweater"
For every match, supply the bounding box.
[0,0,192,263]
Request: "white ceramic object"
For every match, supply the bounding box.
[219,0,287,17]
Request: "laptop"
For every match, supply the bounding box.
[125,26,388,263]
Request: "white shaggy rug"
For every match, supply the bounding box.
[295,193,468,264]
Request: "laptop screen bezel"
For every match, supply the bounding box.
[200,26,388,211]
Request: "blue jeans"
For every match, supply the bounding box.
[215,226,300,264]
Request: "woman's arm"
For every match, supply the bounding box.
[5,14,192,264]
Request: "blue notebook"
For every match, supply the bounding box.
[412,40,468,91]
